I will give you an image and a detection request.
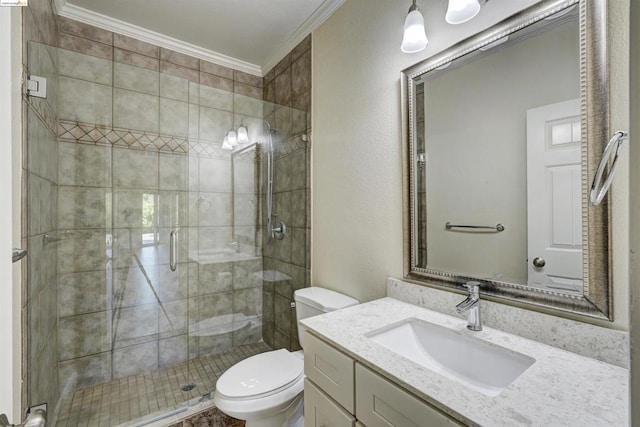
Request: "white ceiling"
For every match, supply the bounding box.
[56,0,345,75]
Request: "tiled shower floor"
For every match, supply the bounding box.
[54,342,272,427]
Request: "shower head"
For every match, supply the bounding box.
[263,120,277,134]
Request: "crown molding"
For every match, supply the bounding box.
[57,2,263,76]
[261,0,347,73]
[53,0,66,15]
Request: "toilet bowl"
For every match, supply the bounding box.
[213,349,305,427]
[214,287,358,427]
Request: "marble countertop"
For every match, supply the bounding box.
[300,297,628,426]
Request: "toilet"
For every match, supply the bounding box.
[213,286,359,427]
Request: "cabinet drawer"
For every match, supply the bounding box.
[355,364,462,427]
[304,333,355,413]
[304,379,356,427]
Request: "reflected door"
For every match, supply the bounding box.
[526,99,582,292]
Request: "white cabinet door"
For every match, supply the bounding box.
[305,379,356,427]
[355,364,462,427]
[304,333,355,413]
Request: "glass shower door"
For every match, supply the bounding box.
[52,43,198,425]
[107,65,195,420]
[182,82,267,405]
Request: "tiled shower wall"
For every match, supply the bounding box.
[54,18,267,391]
[22,0,61,417]
[261,36,312,351]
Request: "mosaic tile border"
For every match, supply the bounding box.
[25,88,58,138]
[188,140,231,160]
[56,119,308,163]
[58,120,190,154]
[275,135,309,159]
[58,120,264,161]
[234,145,262,163]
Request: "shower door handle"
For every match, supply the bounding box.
[1,408,46,427]
[12,248,27,263]
[169,230,178,271]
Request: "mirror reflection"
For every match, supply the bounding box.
[413,6,581,294]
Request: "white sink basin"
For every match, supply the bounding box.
[367,318,535,396]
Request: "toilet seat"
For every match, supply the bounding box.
[214,349,305,422]
[216,349,303,400]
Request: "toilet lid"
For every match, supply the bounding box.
[216,349,304,399]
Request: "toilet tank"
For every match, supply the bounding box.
[293,287,359,348]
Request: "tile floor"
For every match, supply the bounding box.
[167,407,244,427]
[54,342,271,427]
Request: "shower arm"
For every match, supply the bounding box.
[266,133,273,242]
[264,121,286,241]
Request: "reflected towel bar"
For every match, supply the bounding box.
[445,222,505,232]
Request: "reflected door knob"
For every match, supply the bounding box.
[533,257,546,268]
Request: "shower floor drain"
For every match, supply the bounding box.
[181,383,196,392]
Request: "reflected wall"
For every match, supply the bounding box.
[419,19,579,284]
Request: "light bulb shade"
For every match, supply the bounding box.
[401,9,428,53]
[445,0,481,24]
[227,129,237,146]
[221,135,233,150]
[237,124,249,143]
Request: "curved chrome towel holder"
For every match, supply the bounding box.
[590,130,629,206]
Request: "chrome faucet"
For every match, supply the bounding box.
[456,281,482,331]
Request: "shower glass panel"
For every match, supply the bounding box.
[52,42,199,425]
[25,41,309,427]
[25,40,61,420]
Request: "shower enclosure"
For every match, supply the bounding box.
[24,39,310,427]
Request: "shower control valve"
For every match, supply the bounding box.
[270,213,287,240]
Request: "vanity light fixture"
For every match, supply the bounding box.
[401,0,428,53]
[445,0,481,25]
[237,120,249,144]
[221,134,233,150]
[226,127,238,147]
[222,121,251,150]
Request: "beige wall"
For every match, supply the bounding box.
[1,6,23,423]
[312,0,629,329]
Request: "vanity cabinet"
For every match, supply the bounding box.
[304,333,462,427]
[304,379,356,427]
[355,364,461,427]
[304,328,355,413]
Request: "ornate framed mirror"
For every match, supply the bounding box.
[401,0,612,320]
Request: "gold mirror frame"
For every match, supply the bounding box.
[401,0,612,320]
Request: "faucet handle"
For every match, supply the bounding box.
[463,281,481,295]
